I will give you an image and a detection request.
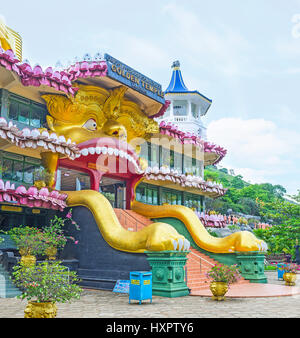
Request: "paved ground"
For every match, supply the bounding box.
[0,271,299,318]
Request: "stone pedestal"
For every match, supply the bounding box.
[145,251,189,298]
[236,252,267,283]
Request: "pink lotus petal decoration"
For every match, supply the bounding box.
[0,179,68,211]
[0,49,107,97]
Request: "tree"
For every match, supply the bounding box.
[253,199,300,259]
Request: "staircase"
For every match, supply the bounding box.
[114,209,251,292]
[0,263,22,298]
[114,208,152,231]
[186,247,250,292]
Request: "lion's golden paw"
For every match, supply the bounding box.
[233,231,268,252]
[145,223,190,252]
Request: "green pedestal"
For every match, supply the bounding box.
[145,251,190,298]
[236,252,267,283]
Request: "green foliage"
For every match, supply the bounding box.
[3,226,45,255]
[42,210,80,250]
[12,261,83,303]
[254,199,300,259]
[204,166,286,217]
[206,264,242,284]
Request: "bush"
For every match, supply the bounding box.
[206,264,241,285]
[12,261,82,303]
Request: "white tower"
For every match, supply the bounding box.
[157,61,212,139]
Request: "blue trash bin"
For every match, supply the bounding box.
[129,271,152,304]
[277,263,286,280]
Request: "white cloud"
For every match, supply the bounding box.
[207,117,300,192]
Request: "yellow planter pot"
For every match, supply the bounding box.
[20,254,36,267]
[283,273,297,286]
[24,301,57,318]
[209,281,228,301]
[45,247,57,260]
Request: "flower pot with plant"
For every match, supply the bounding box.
[5,226,45,266]
[283,263,299,286]
[42,210,79,260]
[206,264,241,301]
[12,260,82,318]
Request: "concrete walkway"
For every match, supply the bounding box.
[0,271,299,318]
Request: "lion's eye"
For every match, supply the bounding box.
[83,119,97,131]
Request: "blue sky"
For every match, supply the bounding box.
[1,0,300,194]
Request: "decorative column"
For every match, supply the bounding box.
[170,99,174,121]
[145,250,189,297]
[236,251,267,283]
[187,100,192,118]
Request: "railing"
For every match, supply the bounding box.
[115,209,151,232]
[185,250,214,284]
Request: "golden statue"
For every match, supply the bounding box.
[41,84,267,253]
[0,17,22,60]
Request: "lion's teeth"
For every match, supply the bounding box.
[95,147,101,154]
[102,147,107,154]
[81,148,89,156]
[88,147,95,155]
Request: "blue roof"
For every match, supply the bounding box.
[165,61,212,104]
[165,61,189,93]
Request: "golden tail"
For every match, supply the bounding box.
[65,190,186,253]
[131,201,267,253]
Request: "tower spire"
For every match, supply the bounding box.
[165,60,188,93]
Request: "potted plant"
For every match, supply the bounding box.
[42,210,79,260]
[12,260,82,318]
[283,263,299,286]
[206,264,241,301]
[5,226,45,266]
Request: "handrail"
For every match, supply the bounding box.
[189,250,214,267]
[123,209,151,227]
[117,211,138,232]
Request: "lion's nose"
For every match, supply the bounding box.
[103,120,127,139]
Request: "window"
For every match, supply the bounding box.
[150,143,159,167]
[161,147,171,167]
[136,183,159,205]
[161,188,182,206]
[173,152,183,174]
[173,100,187,116]
[191,103,198,119]
[184,193,203,211]
[0,151,43,186]
[8,94,47,128]
[183,156,193,175]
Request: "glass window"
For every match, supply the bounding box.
[174,152,183,174]
[18,103,30,125]
[7,94,47,128]
[150,144,159,167]
[173,100,187,116]
[161,147,171,167]
[147,188,153,204]
[23,162,36,184]
[2,158,13,180]
[191,103,198,119]
[140,142,149,162]
[153,189,158,205]
[8,100,18,120]
[12,161,24,182]
[183,156,193,175]
[30,106,42,128]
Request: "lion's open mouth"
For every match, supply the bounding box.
[76,137,144,174]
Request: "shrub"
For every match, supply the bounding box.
[12,261,82,303]
[206,264,241,285]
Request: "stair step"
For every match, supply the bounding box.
[186,247,249,292]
